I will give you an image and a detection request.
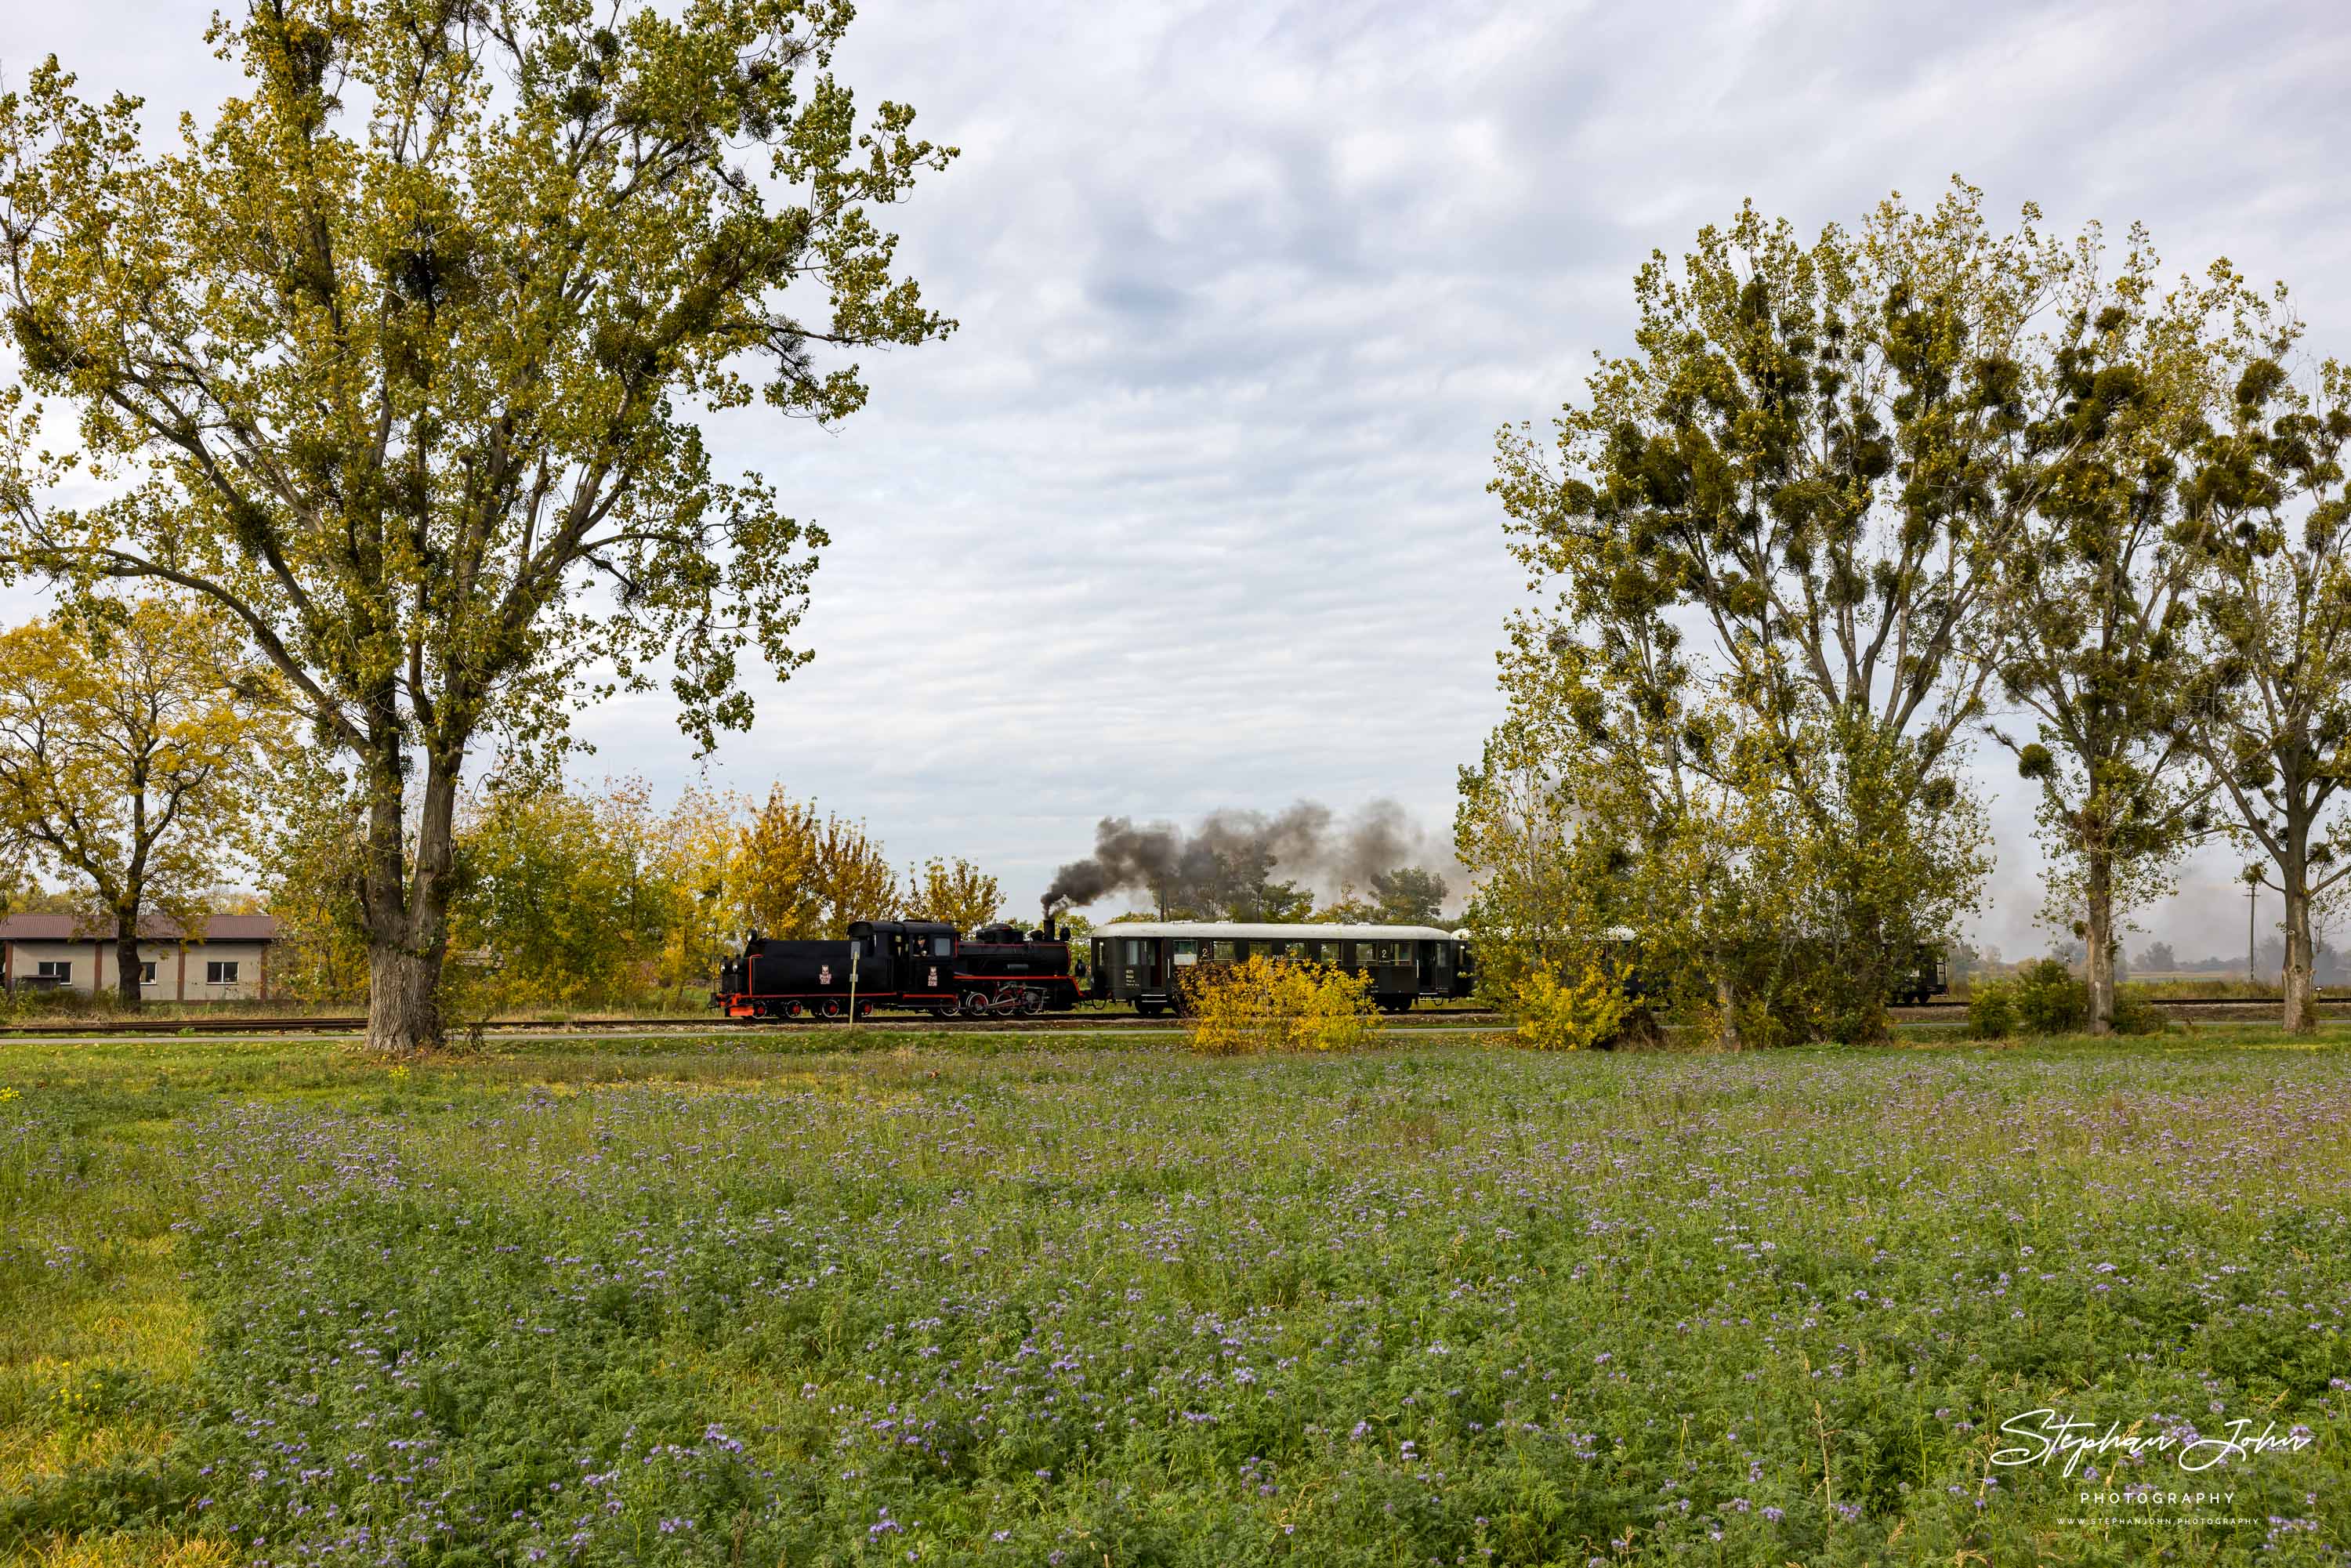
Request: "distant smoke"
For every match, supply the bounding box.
[1044,800,1448,916]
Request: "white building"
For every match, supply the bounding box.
[0,913,280,1002]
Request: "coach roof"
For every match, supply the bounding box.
[1087,922,1457,942]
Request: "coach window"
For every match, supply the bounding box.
[1212,940,1239,962]
[1172,939,1199,966]
[1123,939,1147,966]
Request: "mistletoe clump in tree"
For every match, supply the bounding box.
[0,0,955,1051]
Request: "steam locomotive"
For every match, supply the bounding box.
[715,919,1085,1019]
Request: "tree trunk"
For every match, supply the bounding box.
[2083,849,2114,1037]
[1714,972,1743,1050]
[112,911,144,1010]
[358,738,462,1056]
[367,944,444,1055]
[2281,879,2319,1036]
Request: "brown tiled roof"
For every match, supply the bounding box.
[0,912,278,943]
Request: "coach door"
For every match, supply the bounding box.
[1122,936,1163,996]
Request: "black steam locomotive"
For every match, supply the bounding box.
[715,919,1085,1019]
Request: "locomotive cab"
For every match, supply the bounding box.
[848,919,959,996]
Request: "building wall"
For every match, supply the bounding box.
[2,940,272,1001]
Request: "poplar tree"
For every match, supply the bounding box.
[0,599,288,1005]
[1985,251,2237,1034]
[0,0,954,1051]
[1490,183,2085,1019]
[903,856,1003,933]
[2179,326,2351,1034]
[730,786,895,939]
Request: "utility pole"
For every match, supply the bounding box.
[2247,875,2259,986]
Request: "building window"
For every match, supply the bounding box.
[207,961,241,984]
[141,961,158,983]
[36,961,71,982]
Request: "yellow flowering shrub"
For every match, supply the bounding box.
[1512,964,1632,1050]
[1178,954,1383,1055]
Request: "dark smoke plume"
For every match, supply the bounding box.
[1044,799,1451,918]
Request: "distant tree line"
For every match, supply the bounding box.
[2127,937,2351,986]
[1460,180,2349,1041]
[263,777,1010,1012]
[5,719,1012,1014]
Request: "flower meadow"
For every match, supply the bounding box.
[2,1032,2348,1565]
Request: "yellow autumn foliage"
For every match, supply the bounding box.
[1512,964,1632,1050]
[1178,954,1383,1055]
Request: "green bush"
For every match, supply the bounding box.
[1965,981,2014,1039]
[2012,958,2088,1034]
[2110,987,2169,1036]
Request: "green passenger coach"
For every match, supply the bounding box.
[1088,922,1472,1015]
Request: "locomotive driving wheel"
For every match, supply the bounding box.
[820,998,843,1019]
[961,990,992,1017]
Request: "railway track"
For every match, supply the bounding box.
[0,1009,1509,1038]
[2,996,2327,1040]
[1893,995,2337,1012]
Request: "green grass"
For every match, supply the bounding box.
[2,1027,2346,1564]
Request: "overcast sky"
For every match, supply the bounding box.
[6,0,2348,958]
